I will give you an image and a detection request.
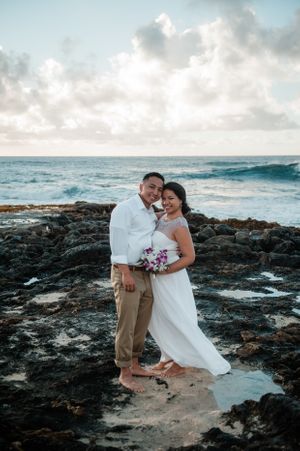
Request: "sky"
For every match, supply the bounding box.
[1,0,300,156]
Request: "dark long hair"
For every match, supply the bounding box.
[163,182,191,215]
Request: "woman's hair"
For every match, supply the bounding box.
[163,182,191,215]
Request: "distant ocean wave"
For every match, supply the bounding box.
[61,186,89,198]
[0,156,299,226]
[179,163,300,181]
[204,160,250,167]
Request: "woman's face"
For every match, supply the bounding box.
[161,189,182,214]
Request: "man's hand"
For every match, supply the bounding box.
[122,272,136,292]
[116,264,136,291]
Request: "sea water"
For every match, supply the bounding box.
[0,155,299,226]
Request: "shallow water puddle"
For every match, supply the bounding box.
[219,286,291,300]
[247,271,284,281]
[267,313,300,328]
[93,279,113,289]
[3,306,23,314]
[52,331,91,346]
[260,272,284,281]
[2,372,27,382]
[293,296,300,315]
[24,277,40,286]
[30,292,66,304]
[0,216,41,228]
[210,368,284,411]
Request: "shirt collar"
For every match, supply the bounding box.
[134,193,154,212]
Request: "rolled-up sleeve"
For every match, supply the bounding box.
[109,204,131,264]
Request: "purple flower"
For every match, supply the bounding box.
[140,247,169,273]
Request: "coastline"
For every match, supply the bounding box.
[0,201,287,229]
[0,202,299,450]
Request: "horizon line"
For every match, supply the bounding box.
[0,153,299,158]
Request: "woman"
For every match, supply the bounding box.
[148,182,231,377]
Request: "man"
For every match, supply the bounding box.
[109,172,164,392]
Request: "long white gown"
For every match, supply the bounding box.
[148,216,231,376]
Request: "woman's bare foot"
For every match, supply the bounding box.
[162,362,186,377]
[151,360,173,371]
[131,363,157,377]
[119,374,144,393]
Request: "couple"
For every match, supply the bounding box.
[109,172,231,392]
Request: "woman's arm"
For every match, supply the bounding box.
[163,226,195,274]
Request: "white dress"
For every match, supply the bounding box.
[148,216,231,376]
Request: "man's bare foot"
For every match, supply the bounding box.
[119,374,145,393]
[119,367,145,392]
[162,362,186,377]
[151,360,173,371]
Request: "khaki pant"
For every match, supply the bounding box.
[111,266,153,368]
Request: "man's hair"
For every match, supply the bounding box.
[143,172,165,183]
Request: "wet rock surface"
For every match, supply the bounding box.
[0,203,299,450]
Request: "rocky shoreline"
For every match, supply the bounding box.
[0,202,299,450]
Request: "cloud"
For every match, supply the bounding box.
[267,10,300,59]
[134,13,202,68]
[0,6,300,152]
[60,37,80,57]
[0,49,31,115]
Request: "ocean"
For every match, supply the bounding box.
[0,155,299,226]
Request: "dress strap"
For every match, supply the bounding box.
[156,216,188,240]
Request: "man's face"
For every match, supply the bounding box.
[139,176,164,206]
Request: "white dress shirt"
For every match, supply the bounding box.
[109,194,157,265]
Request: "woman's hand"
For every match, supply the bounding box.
[156,267,170,275]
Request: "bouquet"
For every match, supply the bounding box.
[140,247,168,272]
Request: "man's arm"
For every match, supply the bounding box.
[109,205,136,292]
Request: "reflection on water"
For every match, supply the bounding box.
[210,368,284,411]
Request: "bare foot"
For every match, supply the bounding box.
[119,375,145,393]
[162,362,186,377]
[131,365,157,377]
[151,360,173,371]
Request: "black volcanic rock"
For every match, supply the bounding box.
[202,394,300,451]
[0,203,300,450]
[60,243,110,267]
[214,223,236,235]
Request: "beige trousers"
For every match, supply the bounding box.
[111,266,153,368]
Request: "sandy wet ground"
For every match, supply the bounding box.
[99,369,242,450]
